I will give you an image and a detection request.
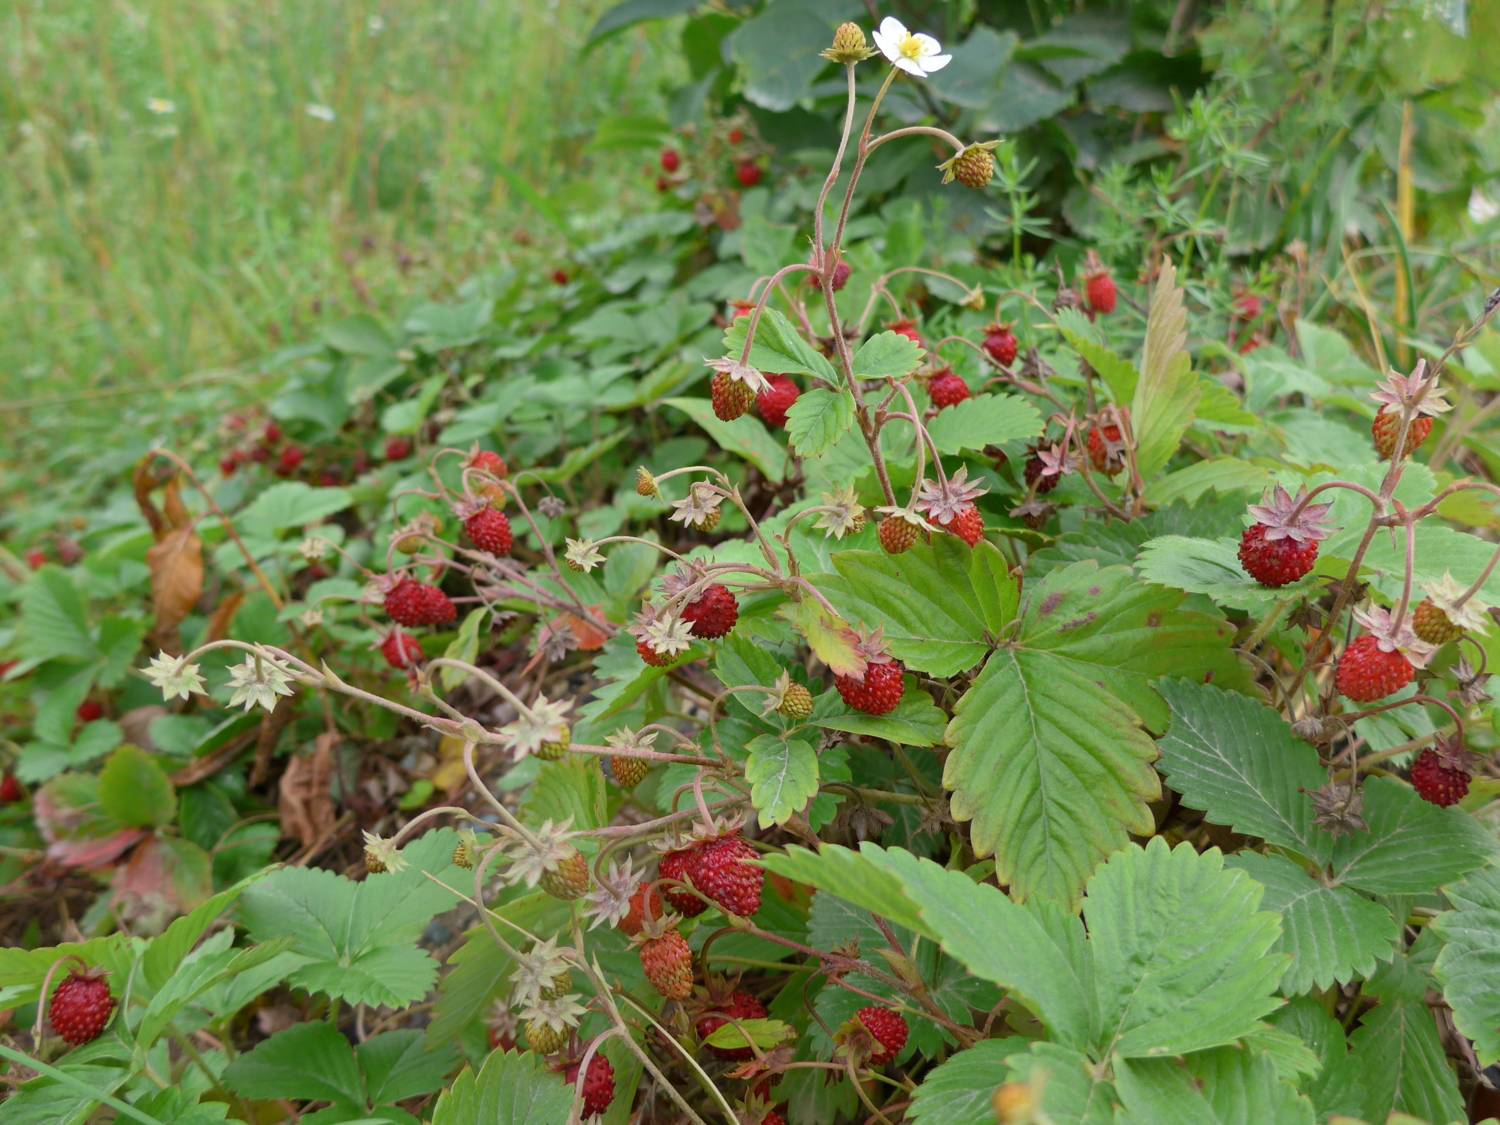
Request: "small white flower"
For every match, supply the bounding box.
[225,652,297,713]
[565,538,606,573]
[144,652,206,701]
[498,695,572,760]
[872,16,951,77]
[306,103,336,122]
[362,830,410,874]
[298,536,331,561]
[645,612,695,657]
[146,98,175,115]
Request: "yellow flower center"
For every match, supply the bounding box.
[898,33,926,60]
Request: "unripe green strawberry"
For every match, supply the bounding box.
[611,755,650,789]
[778,683,814,720]
[949,145,994,189]
[453,843,473,869]
[1412,599,1461,645]
[526,1019,569,1056]
[539,847,591,901]
[538,971,574,1001]
[535,730,571,762]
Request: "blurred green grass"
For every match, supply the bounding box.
[1,0,677,403]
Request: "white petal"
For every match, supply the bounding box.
[919,52,952,73]
[908,32,942,56]
[893,57,925,76]
[878,16,908,40]
[872,28,898,61]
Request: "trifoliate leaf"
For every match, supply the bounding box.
[926,393,1043,455]
[1330,777,1496,895]
[785,388,856,458]
[1225,852,1398,995]
[1431,864,1500,1067]
[1114,1045,1315,1125]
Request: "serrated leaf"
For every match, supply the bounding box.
[1063,330,1139,404]
[852,331,924,378]
[1348,961,1466,1125]
[908,1039,1033,1125]
[521,756,608,839]
[1131,257,1201,481]
[661,397,788,483]
[1225,852,1398,995]
[18,567,98,664]
[781,598,862,677]
[1330,777,1495,895]
[1243,1023,1323,1084]
[1153,679,1330,862]
[926,394,1044,455]
[745,736,819,827]
[1136,536,1319,611]
[815,538,1017,677]
[945,563,1242,907]
[1114,1046,1314,1125]
[98,743,176,828]
[0,1060,130,1125]
[1089,838,1286,1057]
[785,388,856,458]
[357,1030,459,1106]
[758,844,936,940]
[141,881,253,992]
[236,482,354,535]
[722,306,838,381]
[1267,997,1367,1119]
[703,1018,795,1051]
[1195,378,1261,430]
[427,1048,573,1125]
[1003,1042,1120,1125]
[1144,458,1273,507]
[1431,865,1500,1067]
[223,1020,366,1108]
[810,686,948,746]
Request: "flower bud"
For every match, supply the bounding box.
[822,21,874,64]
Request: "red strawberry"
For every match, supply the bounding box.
[219,450,246,476]
[618,887,665,936]
[697,990,767,1059]
[263,422,282,444]
[681,585,739,640]
[380,630,423,669]
[949,506,984,547]
[1372,410,1433,461]
[690,833,763,917]
[661,149,681,173]
[835,660,905,716]
[728,129,744,145]
[488,1024,516,1052]
[1023,451,1061,495]
[636,639,672,667]
[1086,425,1123,472]
[465,508,514,556]
[25,549,48,571]
[1234,294,1264,323]
[1410,748,1470,807]
[0,772,23,803]
[712,373,756,421]
[730,299,755,321]
[384,579,455,627]
[551,269,569,285]
[564,1052,616,1118]
[928,369,971,410]
[50,968,115,1046]
[878,517,920,556]
[1084,271,1117,315]
[1335,634,1414,703]
[811,261,851,293]
[983,324,1017,366]
[384,436,413,461]
[736,160,763,188]
[275,444,304,476]
[655,176,670,193]
[886,319,924,348]
[855,1006,908,1066]
[1238,525,1318,588]
[757,376,801,428]
[468,450,508,477]
[640,929,695,1000]
[75,701,103,724]
[659,845,709,917]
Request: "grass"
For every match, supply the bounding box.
[0,0,680,405]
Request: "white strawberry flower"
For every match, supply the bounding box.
[144,652,207,702]
[872,16,951,77]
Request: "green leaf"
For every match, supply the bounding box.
[1004,1042,1120,1125]
[324,314,394,357]
[1431,864,1500,1067]
[1225,852,1398,995]
[1349,955,1466,1125]
[703,1018,795,1051]
[1089,838,1286,1058]
[745,736,819,828]
[237,482,353,535]
[722,307,837,382]
[757,844,936,941]
[0,1055,133,1125]
[223,1020,366,1108]
[810,686,948,747]
[1330,777,1496,895]
[926,394,1044,455]
[428,1049,573,1125]
[785,388,856,458]
[1144,458,1273,507]
[238,830,464,1008]
[729,2,841,112]
[1267,997,1367,1119]
[815,538,1017,678]
[1243,1023,1323,1084]
[1130,257,1201,482]
[1152,679,1330,862]
[521,757,608,837]
[662,397,788,483]
[908,1039,1033,1125]
[357,1030,459,1106]
[136,932,294,1054]
[1195,378,1261,430]
[98,744,176,828]
[18,567,98,664]
[440,608,489,690]
[851,331,924,378]
[1114,1046,1314,1125]
[1062,329,1139,404]
[1136,535,1319,611]
[142,881,254,992]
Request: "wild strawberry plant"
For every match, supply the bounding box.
[3,13,1500,1125]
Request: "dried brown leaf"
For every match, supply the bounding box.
[278,734,339,849]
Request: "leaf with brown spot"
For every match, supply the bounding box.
[147,526,204,651]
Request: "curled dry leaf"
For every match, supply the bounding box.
[278,732,339,849]
[147,526,204,653]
